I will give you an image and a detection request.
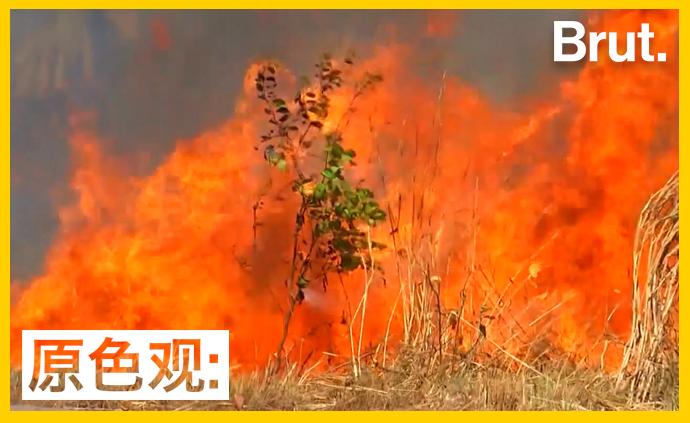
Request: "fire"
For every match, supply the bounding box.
[10,10,678,372]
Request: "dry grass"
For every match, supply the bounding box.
[617,172,679,404]
[10,348,678,411]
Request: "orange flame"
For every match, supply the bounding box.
[11,10,678,372]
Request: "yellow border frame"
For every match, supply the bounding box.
[1,2,685,418]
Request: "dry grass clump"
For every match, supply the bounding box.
[617,172,679,404]
[10,347,677,411]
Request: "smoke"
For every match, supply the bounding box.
[11,10,587,280]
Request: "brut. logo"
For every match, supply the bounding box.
[554,21,667,63]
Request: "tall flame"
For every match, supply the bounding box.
[11,10,678,371]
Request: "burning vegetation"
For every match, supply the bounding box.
[10,10,678,410]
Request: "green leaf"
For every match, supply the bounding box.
[371,209,386,221]
[276,159,287,171]
[341,149,356,163]
[333,237,348,251]
[340,254,360,271]
[315,221,328,236]
[314,183,326,199]
[359,188,374,198]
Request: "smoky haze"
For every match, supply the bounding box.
[11,10,585,281]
